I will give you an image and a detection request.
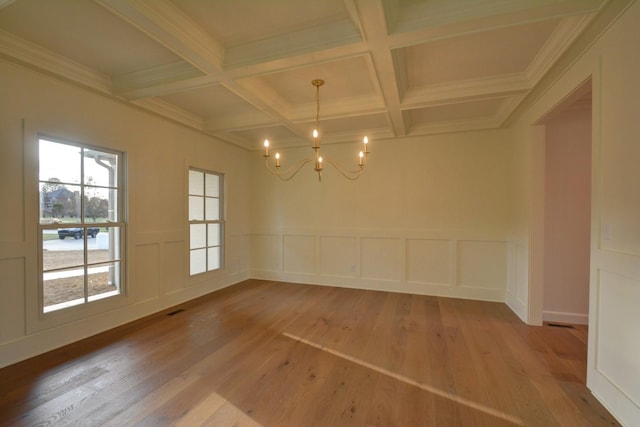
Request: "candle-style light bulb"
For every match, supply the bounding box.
[263,139,270,157]
[359,150,364,166]
[363,136,369,154]
[275,152,280,167]
[313,129,319,138]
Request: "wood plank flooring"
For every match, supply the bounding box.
[0,280,619,426]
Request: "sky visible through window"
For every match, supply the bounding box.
[39,138,113,185]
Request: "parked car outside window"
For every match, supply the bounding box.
[57,227,100,240]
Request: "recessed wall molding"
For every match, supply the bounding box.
[251,231,508,302]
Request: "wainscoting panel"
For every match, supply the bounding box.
[283,235,315,275]
[320,236,358,278]
[134,243,160,303]
[406,239,450,286]
[251,232,507,301]
[226,234,250,276]
[250,234,280,272]
[361,237,403,282]
[457,240,507,290]
[162,241,185,295]
[596,269,640,407]
[0,257,25,343]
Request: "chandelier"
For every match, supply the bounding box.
[262,79,370,182]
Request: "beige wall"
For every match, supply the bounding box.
[543,107,591,324]
[0,59,251,368]
[509,1,640,424]
[250,131,513,301]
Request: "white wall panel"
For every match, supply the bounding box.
[251,234,281,271]
[250,234,280,272]
[226,234,250,276]
[320,236,357,278]
[0,257,25,343]
[162,241,185,294]
[406,239,450,285]
[134,244,159,302]
[361,237,402,282]
[0,119,24,242]
[457,240,507,289]
[251,232,506,300]
[283,235,315,274]
[596,270,640,407]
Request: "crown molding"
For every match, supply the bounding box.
[525,13,596,84]
[113,60,203,98]
[494,95,526,127]
[407,116,502,137]
[505,0,634,127]
[208,131,257,150]
[0,29,112,94]
[131,97,204,130]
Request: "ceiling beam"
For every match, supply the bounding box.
[401,75,530,110]
[114,41,370,100]
[353,0,406,137]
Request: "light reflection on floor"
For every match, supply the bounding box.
[283,332,524,426]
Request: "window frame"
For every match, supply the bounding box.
[188,167,224,276]
[37,135,126,314]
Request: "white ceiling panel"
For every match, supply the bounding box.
[232,125,301,147]
[403,19,561,88]
[0,0,181,76]
[172,0,352,47]
[253,56,377,107]
[318,113,389,135]
[160,84,266,121]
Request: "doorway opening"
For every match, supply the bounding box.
[530,78,592,384]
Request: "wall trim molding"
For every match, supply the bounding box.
[542,310,588,325]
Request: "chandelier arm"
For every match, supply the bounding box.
[265,158,314,181]
[261,79,370,182]
[323,158,364,181]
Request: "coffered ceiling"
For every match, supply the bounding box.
[0,0,611,150]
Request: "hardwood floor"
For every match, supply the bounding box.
[0,280,619,426]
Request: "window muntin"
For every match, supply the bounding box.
[189,169,223,275]
[38,138,124,313]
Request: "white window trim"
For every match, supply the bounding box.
[188,167,225,277]
[24,121,128,334]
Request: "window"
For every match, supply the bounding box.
[38,138,124,313]
[189,169,223,275]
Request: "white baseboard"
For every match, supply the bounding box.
[251,270,505,302]
[505,290,528,323]
[543,310,588,325]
